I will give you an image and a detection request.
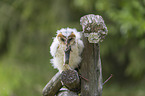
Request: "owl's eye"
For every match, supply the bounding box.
[68,38,73,41]
[61,38,65,42]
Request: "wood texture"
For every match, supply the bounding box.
[80,14,105,96]
[61,69,80,92]
[57,90,78,96]
[80,36,103,96]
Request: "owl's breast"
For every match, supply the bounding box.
[69,45,81,69]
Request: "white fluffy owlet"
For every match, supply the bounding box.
[50,28,84,73]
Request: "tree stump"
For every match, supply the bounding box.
[80,14,108,96]
[61,69,80,92]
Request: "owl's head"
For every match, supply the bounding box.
[56,28,81,65]
[56,28,80,46]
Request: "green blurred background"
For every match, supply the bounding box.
[0,0,145,96]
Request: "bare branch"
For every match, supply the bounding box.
[103,74,113,85]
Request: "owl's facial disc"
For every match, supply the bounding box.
[57,32,75,65]
[66,33,76,46]
[64,33,75,65]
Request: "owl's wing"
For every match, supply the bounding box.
[50,38,59,57]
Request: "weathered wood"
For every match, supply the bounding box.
[42,72,63,96]
[57,90,78,96]
[80,14,108,43]
[61,69,81,92]
[80,14,108,96]
[80,38,103,96]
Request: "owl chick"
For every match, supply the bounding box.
[50,28,84,73]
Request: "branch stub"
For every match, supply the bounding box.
[61,69,80,92]
[80,14,108,43]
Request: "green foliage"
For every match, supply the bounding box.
[0,0,145,95]
[103,82,145,96]
[0,59,23,96]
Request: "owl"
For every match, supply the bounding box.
[50,28,84,73]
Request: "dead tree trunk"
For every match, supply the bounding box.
[80,14,108,96]
[80,40,102,96]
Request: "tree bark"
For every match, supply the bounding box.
[61,69,81,92]
[80,14,107,96]
[57,90,78,96]
[80,37,103,96]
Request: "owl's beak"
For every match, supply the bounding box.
[64,45,71,65]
